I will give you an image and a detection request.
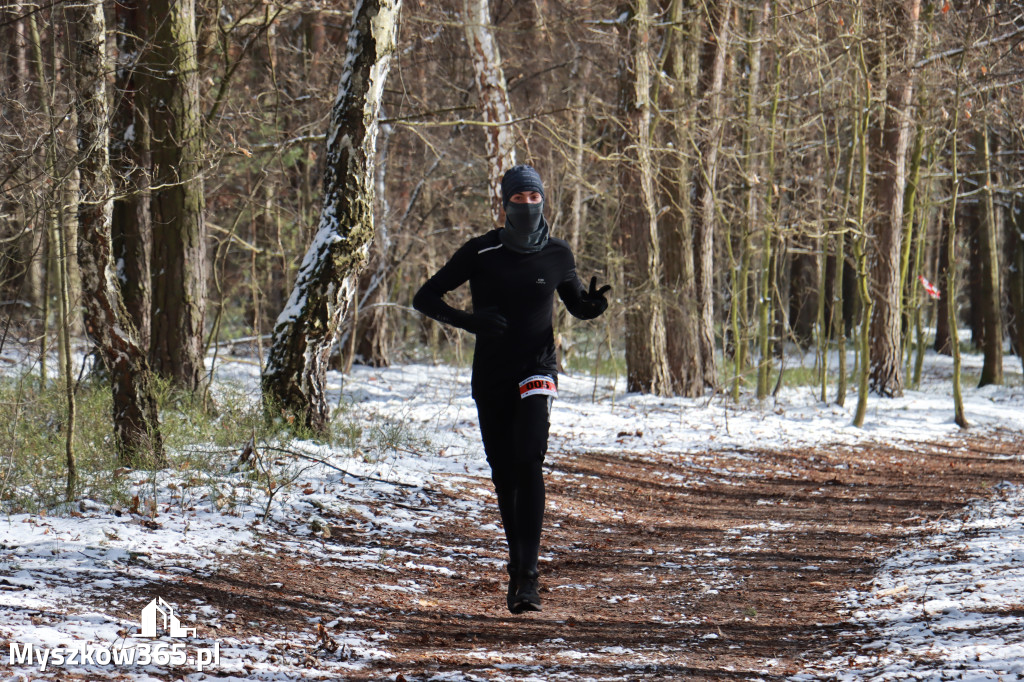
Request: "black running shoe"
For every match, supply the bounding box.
[510,571,541,614]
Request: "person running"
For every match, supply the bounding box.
[413,164,611,614]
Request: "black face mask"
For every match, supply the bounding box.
[501,202,549,254]
[505,201,544,233]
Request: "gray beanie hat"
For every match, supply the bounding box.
[500,165,545,208]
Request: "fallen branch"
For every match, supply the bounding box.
[259,444,435,492]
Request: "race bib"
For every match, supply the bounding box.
[518,375,557,399]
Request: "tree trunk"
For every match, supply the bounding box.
[694,0,731,390]
[966,199,984,349]
[112,0,152,351]
[661,0,703,397]
[900,124,928,386]
[828,122,859,406]
[852,32,872,427]
[947,74,968,428]
[773,237,789,361]
[58,24,82,376]
[568,60,590,259]
[3,5,35,328]
[25,11,54,383]
[1006,197,1024,373]
[789,240,819,349]
[464,0,516,225]
[755,1,777,399]
[558,58,592,341]
[933,200,952,355]
[898,122,926,346]
[620,0,671,395]
[55,197,77,499]
[148,0,207,391]
[868,0,921,398]
[353,285,390,366]
[262,0,403,433]
[71,0,165,467]
[730,0,768,399]
[975,121,1003,387]
[51,9,84,353]
[351,118,395,368]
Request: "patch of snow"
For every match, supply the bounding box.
[797,485,1024,680]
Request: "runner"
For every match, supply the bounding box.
[413,164,611,613]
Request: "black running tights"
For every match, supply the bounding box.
[475,392,550,576]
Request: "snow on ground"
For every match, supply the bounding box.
[1,358,491,681]
[793,483,1024,681]
[1,348,1023,679]
[553,348,1024,461]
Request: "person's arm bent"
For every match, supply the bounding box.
[413,241,507,336]
[558,253,610,320]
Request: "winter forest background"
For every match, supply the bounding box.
[2,0,1024,492]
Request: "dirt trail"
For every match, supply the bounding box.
[155,434,1021,681]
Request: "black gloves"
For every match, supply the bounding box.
[582,276,611,316]
[463,308,508,337]
[435,306,507,337]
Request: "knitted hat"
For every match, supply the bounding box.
[500,165,545,208]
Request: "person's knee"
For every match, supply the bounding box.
[510,457,543,489]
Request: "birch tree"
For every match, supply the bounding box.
[263,0,403,433]
[70,0,165,467]
[464,0,516,224]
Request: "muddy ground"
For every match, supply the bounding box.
[109,431,1024,681]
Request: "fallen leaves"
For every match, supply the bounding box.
[315,622,339,653]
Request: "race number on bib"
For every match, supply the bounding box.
[518,375,557,399]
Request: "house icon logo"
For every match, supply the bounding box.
[140,597,197,638]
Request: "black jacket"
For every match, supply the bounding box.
[413,229,602,398]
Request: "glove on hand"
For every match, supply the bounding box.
[465,308,508,337]
[583,276,611,315]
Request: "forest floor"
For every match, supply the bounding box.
[133,432,1023,681]
[3,359,1024,680]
